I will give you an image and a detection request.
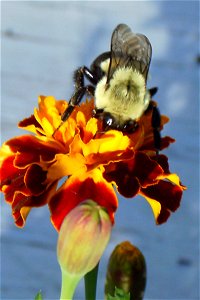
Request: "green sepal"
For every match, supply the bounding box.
[106,287,130,300]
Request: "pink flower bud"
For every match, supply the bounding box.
[57,199,112,276]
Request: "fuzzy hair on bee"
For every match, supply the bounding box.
[95,66,149,123]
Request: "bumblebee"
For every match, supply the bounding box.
[57,23,161,151]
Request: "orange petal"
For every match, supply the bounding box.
[34,95,68,136]
[81,117,98,143]
[82,130,130,157]
[47,153,87,181]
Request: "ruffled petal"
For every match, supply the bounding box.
[82,131,132,167]
[13,206,32,228]
[140,178,185,224]
[0,145,18,188]
[34,95,67,135]
[5,135,64,166]
[12,181,58,227]
[18,114,43,135]
[47,153,87,181]
[82,130,130,156]
[24,164,48,194]
[0,154,27,203]
[103,152,164,198]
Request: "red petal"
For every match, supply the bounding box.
[0,155,28,203]
[0,155,18,188]
[12,181,58,227]
[18,114,42,130]
[151,154,170,174]
[104,163,140,198]
[49,175,118,231]
[14,152,42,168]
[141,180,183,224]
[6,135,62,164]
[141,136,175,151]
[1,156,48,202]
[25,164,47,195]
[161,136,176,150]
[104,152,163,198]
[156,206,171,224]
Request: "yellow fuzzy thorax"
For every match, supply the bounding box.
[95,67,149,120]
[109,67,146,102]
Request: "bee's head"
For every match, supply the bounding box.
[102,112,138,133]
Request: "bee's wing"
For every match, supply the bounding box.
[107,24,152,83]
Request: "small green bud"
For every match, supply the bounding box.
[105,241,146,300]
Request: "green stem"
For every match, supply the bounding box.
[60,268,80,300]
[84,263,99,300]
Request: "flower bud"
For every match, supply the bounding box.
[105,241,146,300]
[57,199,112,276]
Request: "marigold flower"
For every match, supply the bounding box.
[0,95,186,230]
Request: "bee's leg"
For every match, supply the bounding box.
[149,87,158,97]
[74,66,98,89]
[61,85,95,123]
[61,66,97,121]
[92,108,104,118]
[146,87,160,153]
[53,67,96,136]
[53,85,95,136]
[151,104,161,154]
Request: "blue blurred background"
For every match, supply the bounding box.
[1,1,199,299]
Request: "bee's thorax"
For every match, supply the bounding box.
[95,67,150,121]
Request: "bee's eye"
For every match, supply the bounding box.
[102,113,115,130]
[123,120,138,133]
